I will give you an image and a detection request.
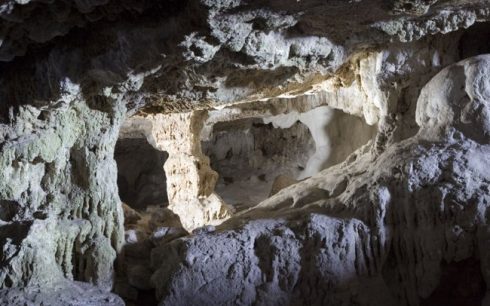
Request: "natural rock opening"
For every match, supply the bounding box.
[115,137,168,211]
[115,117,187,306]
[459,22,490,60]
[202,105,377,209]
[202,118,314,210]
[119,112,233,231]
[420,258,486,306]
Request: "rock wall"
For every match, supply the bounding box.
[263,106,378,179]
[202,118,315,209]
[0,91,125,304]
[0,0,489,305]
[151,55,490,306]
[202,105,377,208]
[1,0,488,114]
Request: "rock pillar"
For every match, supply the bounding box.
[143,111,232,231]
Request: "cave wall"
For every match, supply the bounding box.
[262,106,378,178]
[203,119,315,181]
[120,112,233,231]
[0,94,125,303]
[151,54,490,306]
[202,105,377,208]
[0,0,489,305]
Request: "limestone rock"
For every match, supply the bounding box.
[0,93,125,293]
[150,55,490,306]
[1,0,489,116]
[122,203,142,226]
[0,280,124,306]
[0,0,489,305]
[121,112,234,231]
[116,204,187,303]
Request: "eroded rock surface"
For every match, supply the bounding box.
[0,280,124,306]
[150,56,490,306]
[116,203,186,304]
[121,111,234,231]
[0,93,125,294]
[1,0,489,116]
[0,0,490,305]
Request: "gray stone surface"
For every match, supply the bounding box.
[0,96,125,291]
[150,55,490,306]
[1,0,489,114]
[0,280,125,306]
[0,0,489,305]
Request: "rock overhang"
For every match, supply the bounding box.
[0,0,489,116]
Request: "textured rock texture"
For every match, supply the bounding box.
[0,0,489,305]
[0,280,124,306]
[203,117,315,209]
[202,104,376,208]
[116,203,186,304]
[151,55,490,306]
[121,112,233,231]
[0,88,126,303]
[1,0,489,115]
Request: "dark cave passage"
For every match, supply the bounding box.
[201,116,316,210]
[421,258,486,306]
[114,135,184,306]
[115,137,169,211]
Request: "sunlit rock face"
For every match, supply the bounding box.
[151,55,490,306]
[203,117,316,209]
[0,0,490,305]
[119,112,234,232]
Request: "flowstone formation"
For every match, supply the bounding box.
[0,0,490,305]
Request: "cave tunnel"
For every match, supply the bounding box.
[202,116,315,211]
[115,136,169,211]
[201,106,378,211]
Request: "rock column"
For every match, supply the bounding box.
[145,111,232,231]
